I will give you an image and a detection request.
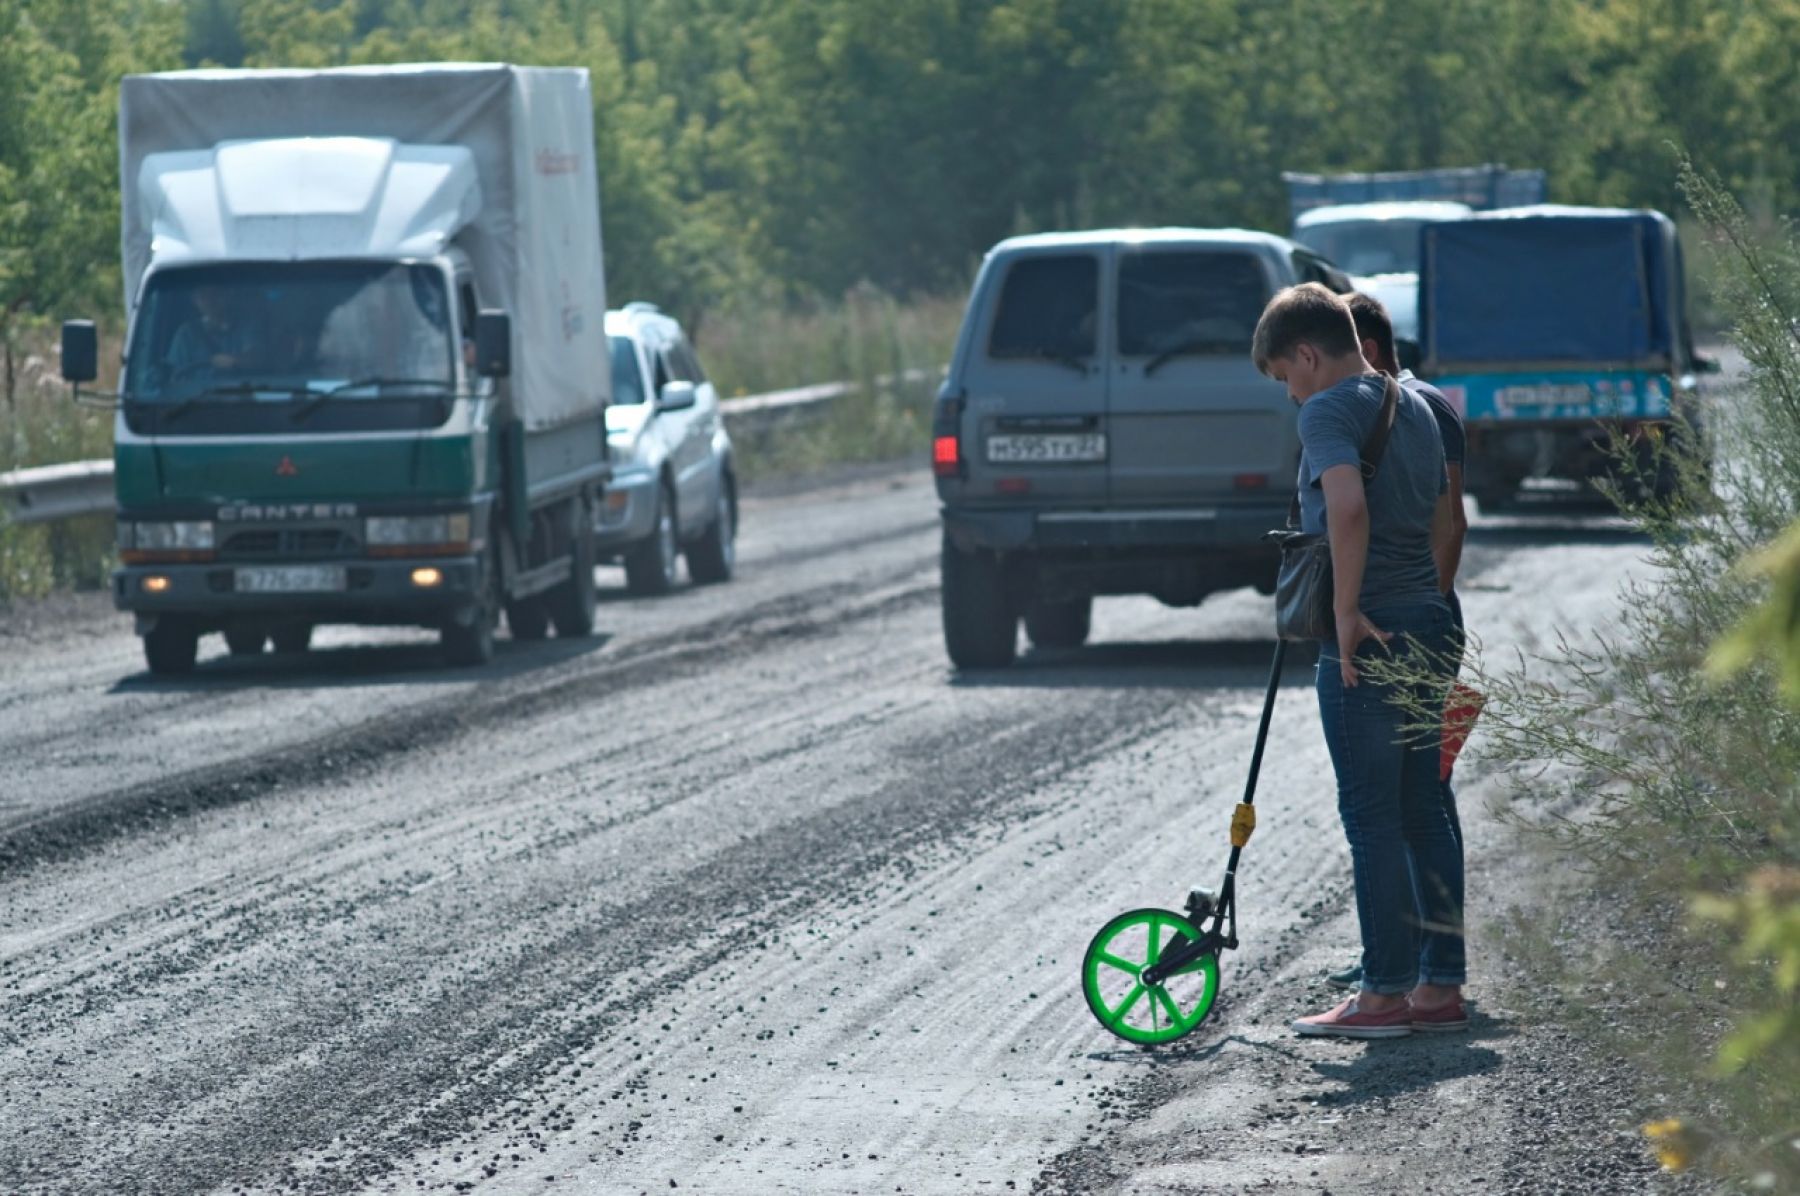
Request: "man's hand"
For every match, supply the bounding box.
[1335,607,1391,687]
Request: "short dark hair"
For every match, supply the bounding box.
[1251,283,1360,376]
[1345,291,1398,373]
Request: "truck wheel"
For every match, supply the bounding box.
[143,620,199,676]
[443,548,499,667]
[506,597,550,641]
[271,623,313,654]
[1025,595,1092,649]
[624,481,679,596]
[548,511,598,637]
[941,533,1017,669]
[686,473,737,585]
[225,627,268,657]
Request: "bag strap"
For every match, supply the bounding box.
[1358,375,1400,480]
[1288,374,1402,527]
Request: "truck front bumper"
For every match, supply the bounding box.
[113,555,482,628]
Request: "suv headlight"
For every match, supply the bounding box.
[365,513,472,549]
[125,520,215,550]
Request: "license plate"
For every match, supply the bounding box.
[234,566,346,594]
[985,433,1106,464]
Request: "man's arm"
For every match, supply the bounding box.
[1432,462,1469,593]
[1320,463,1390,686]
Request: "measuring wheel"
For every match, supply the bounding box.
[1081,907,1221,1044]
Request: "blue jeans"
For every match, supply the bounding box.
[1316,600,1464,994]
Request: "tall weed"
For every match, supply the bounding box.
[1402,163,1800,1188]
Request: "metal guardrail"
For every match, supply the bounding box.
[0,368,939,528]
[0,460,116,527]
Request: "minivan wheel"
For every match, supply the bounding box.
[940,533,1017,669]
[1025,594,1092,649]
[624,481,679,596]
[271,623,313,654]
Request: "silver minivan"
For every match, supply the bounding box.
[933,228,1352,668]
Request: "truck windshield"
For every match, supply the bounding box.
[125,261,456,410]
[1295,220,1427,276]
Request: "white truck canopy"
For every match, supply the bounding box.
[120,63,608,430]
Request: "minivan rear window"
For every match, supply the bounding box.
[1117,251,1270,358]
[988,255,1099,360]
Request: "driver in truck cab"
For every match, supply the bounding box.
[165,284,256,377]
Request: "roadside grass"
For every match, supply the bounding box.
[1388,165,1800,1189]
[0,325,116,600]
[696,287,962,483]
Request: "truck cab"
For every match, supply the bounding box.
[66,66,611,674]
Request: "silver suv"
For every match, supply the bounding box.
[601,303,737,594]
[933,229,1351,667]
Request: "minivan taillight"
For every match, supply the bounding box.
[933,434,960,477]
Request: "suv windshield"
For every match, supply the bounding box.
[609,335,647,404]
[124,261,455,430]
[1295,220,1427,276]
[1117,251,1269,359]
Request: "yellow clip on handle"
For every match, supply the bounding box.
[1230,803,1257,848]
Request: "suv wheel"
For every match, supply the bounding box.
[624,480,679,596]
[940,533,1017,669]
[686,473,736,584]
[1025,594,1091,649]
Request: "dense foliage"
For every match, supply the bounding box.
[3,0,1800,337]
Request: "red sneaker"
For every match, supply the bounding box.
[1408,999,1469,1033]
[1292,996,1413,1039]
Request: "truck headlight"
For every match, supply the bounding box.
[119,520,215,563]
[129,521,215,550]
[365,512,472,554]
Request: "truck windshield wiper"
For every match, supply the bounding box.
[159,381,312,423]
[291,377,453,423]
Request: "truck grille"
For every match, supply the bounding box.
[220,527,360,560]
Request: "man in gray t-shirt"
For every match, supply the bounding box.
[1295,374,1448,615]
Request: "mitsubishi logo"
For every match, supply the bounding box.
[275,455,299,477]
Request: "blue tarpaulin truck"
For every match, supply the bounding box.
[1417,205,1715,509]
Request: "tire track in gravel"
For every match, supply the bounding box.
[1,680,1201,1194]
[0,559,938,873]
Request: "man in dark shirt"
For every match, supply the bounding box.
[1324,291,1472,991]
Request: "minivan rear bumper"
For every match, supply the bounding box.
[941,503,1291,553]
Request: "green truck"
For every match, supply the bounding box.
[61,64,611,673]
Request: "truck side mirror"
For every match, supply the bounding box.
[657,380,697,412]
[474,310,511,379]
[61,320,98,385]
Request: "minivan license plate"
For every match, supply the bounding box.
[234,566,346,594]
[986,433,1106,464]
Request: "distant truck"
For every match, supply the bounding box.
[1417,205,1716,509]
[1284,166,1548,342]
[61,64,611,673]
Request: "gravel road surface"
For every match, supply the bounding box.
[1,460,1697,1195]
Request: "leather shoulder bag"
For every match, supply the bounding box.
[1269,375,1400,642]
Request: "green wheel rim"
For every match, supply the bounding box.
[1082,907,1220,1044]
